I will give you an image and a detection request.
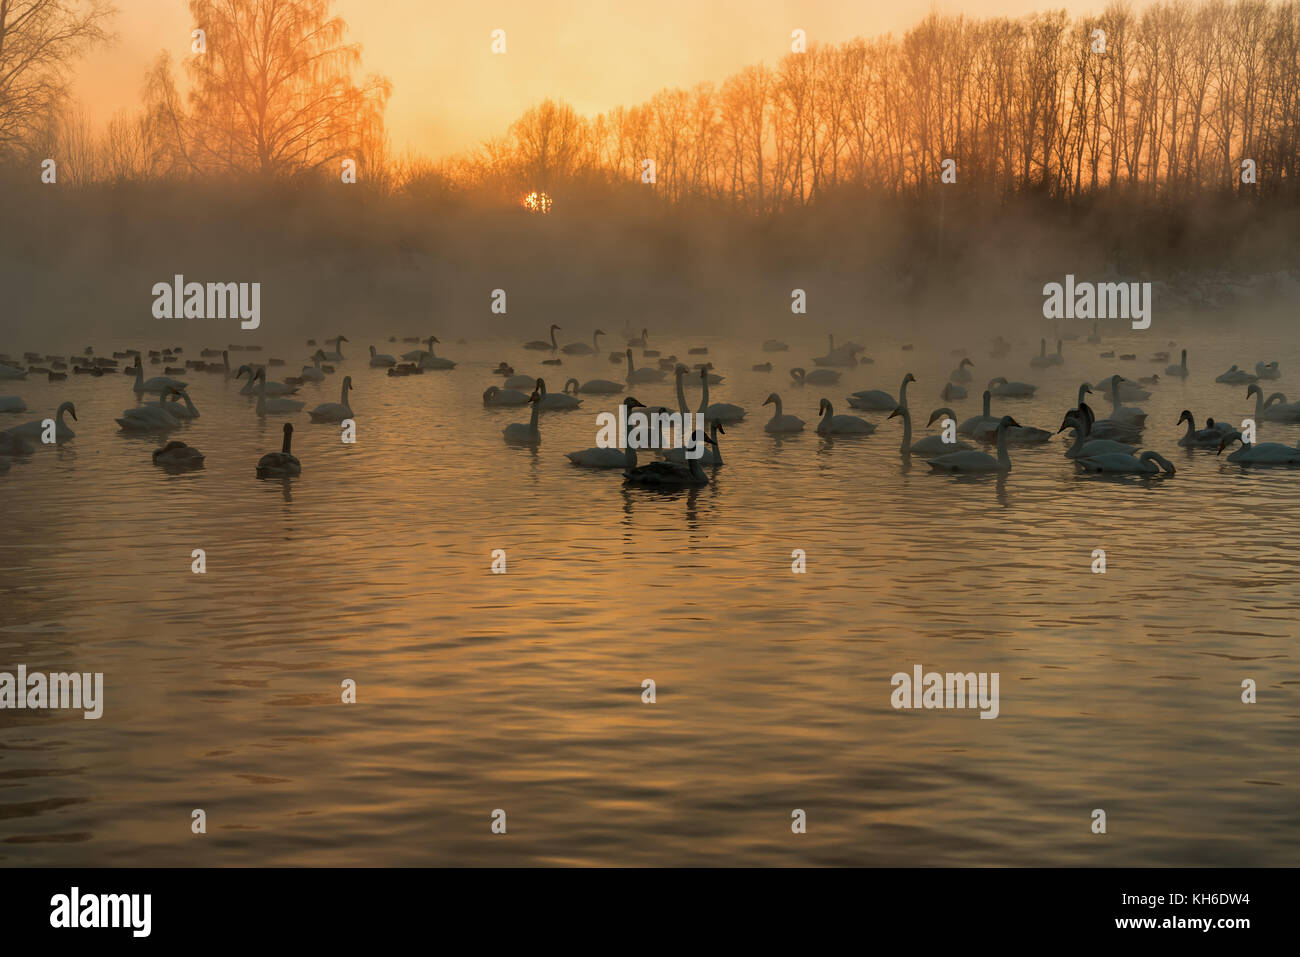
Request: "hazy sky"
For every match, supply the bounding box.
[73,0,1097,158]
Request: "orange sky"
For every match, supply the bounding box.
[73,0,1098,158]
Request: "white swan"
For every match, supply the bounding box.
[927,416,1020,472]
[662,419,724,465]
[940,382,967,401]
[369,345,396,367]
[1176,410,1232,448]
[0,363,27,380]
[483,385,530,407]
[1029,338,1053,368]
[503,390,542,445]
[849,372,911,412]
[256,389,306,415]
[7,401,77,442]
[524,324,561,351]
[790,366,840,386]
[1048,339,1065,365]
[417,336,456,369]
[257,422,302,477]
[625,349,665,384]
[571,377,624,395]
[300,351,327,382]
[317,336,347,361]
[309,375,354,422]
[1165,348,1189,377]
[165,389,200,419]
[1076,449,1176,474]
[567,397,645,468]
[957,390,997,435]
[763,393,805,433]
[153,440,205,468]
[0,396,26,413]
[536,378,582,410]
[893,406,973,455]
[1217,432,1300,465]
[817,398,875,434]
[1075,401,1142,444]
[812,334,859,368]
[117,391,182,431]
[1248,384,1300,421]
[988,376,1036,398]
[562,329,604,355]
[949,357,974,383]
[627,327,648,348]
[1255,361,1281,380]
[697,366,745,422]
[972,416,1051,444]
[1216,364,1258,385]
[1058,412,1138,459]
[1101,375,1147,427]
[131,358,187,395]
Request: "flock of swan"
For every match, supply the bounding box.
[2,326,1298,482]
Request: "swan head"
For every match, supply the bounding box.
[369,345,377,355]
[889,406,905,420]
[1057,413,1080,433]
[1177,409,1193,426]
[903,372,917,385]
[594,329,605,336]
[255,367,267,381]
[552,324,562,331]
[624,396,645,410]
[988,377,1007,388]
[675,364,689,375]
[236,364,253,380]
[1216,432,1244,455]
[763,393,779,406]
[819,398,832,414]
[59,401,77,421]
[997,415,1021,429]
[528,390,540,403]
[928,408,955,426]
[699,365,711,378]
[711,420,725,436]
[626,348,633,359]
[342,375,353,389]
[789,368,805,382]
[337,336,349,343]
[483,387,499,401]
[1247,383,1261,398]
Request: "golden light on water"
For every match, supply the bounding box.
[523,191,553,214]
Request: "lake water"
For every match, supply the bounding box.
[2,324,1297,865]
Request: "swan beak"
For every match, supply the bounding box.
[888,407,902,419]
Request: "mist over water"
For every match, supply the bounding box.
[2,319,1297,865]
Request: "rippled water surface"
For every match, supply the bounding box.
[2,325,1298,866]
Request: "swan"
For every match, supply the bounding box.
[988,376,1036,398]
[256,388,306,415]
[0,363,27,380]
[662,419,724,465]
[957,390,997,436]
[131,358,187,394]
[117,391,182,431]
[790,366,840,386]
[369,345,396,367]
[927,416,1020,472]
[257,422,302,477]
[536,378,582,410]
[813,334,859,367]
[817,398,875,434]
[400,340,429,361]
[949,358,974,383]
[415,337,456,370]
[483,385,531,406]
[1255,361,1281,380]
[1049,339,1065,365]
[940,382,967,401]
[1165,348,1189,377]
[972,415,1052,444]
[309,375,354,422]
[524,324,561,351]
[753,362,772,372]
[6,401,76,443]
[570,377,623,395]
[762,339,789,352]
[627,328,648,348]
[1058,413,1138,459]
[892,405,972,455]
[1076,449,1176,474]
[1217,432,1300,465]
[1248,384,1300,421]
[503,390,542,445]
[319,336,348,361]
[682,362,723,386]
[0,430,34,455]
[200,350,232,376]
[165,389,201,419]
[0,396,26,413]
[1263,392,1300,418]
[562,329,604,355]
[1101,375,1147,427]
[566,397,645,468]
[1216,364,1258,385]
[300,351,327,382]
[623,432,714,486]
[152,440,205,468]
[1029,338,1053,368]
[850,372,912,412]
[1177,410,1232,448]
[1075,401,1142,444]
[625,349,665,384]
[1086,322,1101,344]
[696,366,745,422]
[763,393,805,433]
